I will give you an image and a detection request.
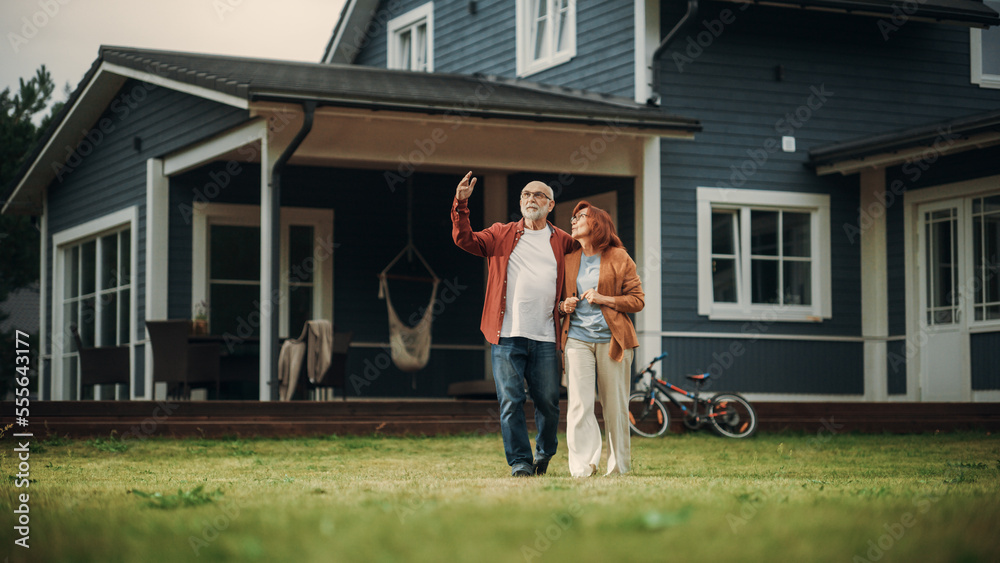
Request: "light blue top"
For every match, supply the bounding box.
[568,252,612,343]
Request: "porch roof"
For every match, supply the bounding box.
[718,0,1000,27]
[2,45,701,215]
[807,108,1000,175]
[99,46,700,132]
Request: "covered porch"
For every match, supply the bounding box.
[30,47,701,401]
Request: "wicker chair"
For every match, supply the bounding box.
[70,324,130,399]
[145,320,220,399]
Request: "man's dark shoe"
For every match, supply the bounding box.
[512,462,534,477]
[533,458,549,476]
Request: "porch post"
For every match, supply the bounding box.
[39,192,48,400]
[635,137,663,367]
[260,133,282,401]
[145,158,169,400]
[860,168,889,401]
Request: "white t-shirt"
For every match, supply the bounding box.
[500,226,558,342]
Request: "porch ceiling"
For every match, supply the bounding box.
[233,105,657,176]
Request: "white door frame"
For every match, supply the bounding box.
[905,174,1000,401]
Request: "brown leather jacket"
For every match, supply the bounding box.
[559,246,644,362]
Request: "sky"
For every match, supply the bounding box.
[1,0,348,114]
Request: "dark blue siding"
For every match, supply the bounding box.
[355,0,635,97]
[662,337,864,394]
[655,3,1000,393]
[971,332,1000,391]
[45,80,247,361]
[169,165,488,397]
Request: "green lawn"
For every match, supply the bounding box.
[2,430,999,563]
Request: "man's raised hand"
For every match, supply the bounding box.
[456,171,477,200]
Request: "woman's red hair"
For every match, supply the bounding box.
[572,201,623,251]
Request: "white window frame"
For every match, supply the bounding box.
[970,3,1000,89]
[387,2,434,72]
[516,0,576,77]
[51,207,138,400]
[969,194,1000,327]
[697,188,832,322]
[191,203,334,338]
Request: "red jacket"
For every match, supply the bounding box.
[451,197,576,346]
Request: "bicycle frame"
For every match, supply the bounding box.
[641,370,711,423]
[633,352,714,426]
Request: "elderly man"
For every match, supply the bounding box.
[451,171,575,477]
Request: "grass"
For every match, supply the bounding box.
[1,431,998,563]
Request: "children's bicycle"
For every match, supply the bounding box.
[628,352,758,439]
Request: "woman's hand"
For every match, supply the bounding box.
[563,296,580,314]
[581,288,610,307]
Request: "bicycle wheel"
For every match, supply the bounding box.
[628,392,670,437]
[708,393,757,438]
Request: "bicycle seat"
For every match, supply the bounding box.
[685,373,710,381]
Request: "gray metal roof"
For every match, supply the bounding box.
[719,0,999,27]
[99,46,701,132]
[809,108,1000,169]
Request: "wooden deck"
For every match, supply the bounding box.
[2,400,998,439]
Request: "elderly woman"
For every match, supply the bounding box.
[559,201,644,477]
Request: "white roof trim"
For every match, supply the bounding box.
[3,65,128,214]
[3,62,249,215]
[162,118,267,176]
[102,62,248,110]
[323,0,382,64]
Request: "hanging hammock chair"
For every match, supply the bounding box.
[378,243,440,374]
[377,178,440,379]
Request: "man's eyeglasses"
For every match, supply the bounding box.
[570,213,589,223]
[520,191,551,201]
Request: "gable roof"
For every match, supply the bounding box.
[95,47,696,129]
[809,109,1000,175]
[3,46,700,215]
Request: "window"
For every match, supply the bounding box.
[516,0,576,77]
[192,204,333,338]
[388,2,434,72]
[972,195,1000,321]
[697,188,832,321]
[971,1,1000,89]
[52,207,137,400]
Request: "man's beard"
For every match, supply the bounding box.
[521,202,546,222]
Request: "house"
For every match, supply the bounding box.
[320,0,1000,403]
[5,0,999,403]
[1,44,698,401]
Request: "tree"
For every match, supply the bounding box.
[1,65,63,396]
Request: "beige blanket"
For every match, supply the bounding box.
[278,320,333,401]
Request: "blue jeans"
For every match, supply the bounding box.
[491,337,560,468]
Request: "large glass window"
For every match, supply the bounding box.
[972,195,1000,321]
[698,188,831,321]
[60,228,131,398]
[193,204,333,339]
[388,2,433,72]
[517,0,576,77]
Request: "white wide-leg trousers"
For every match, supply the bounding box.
[565,338,634,477]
